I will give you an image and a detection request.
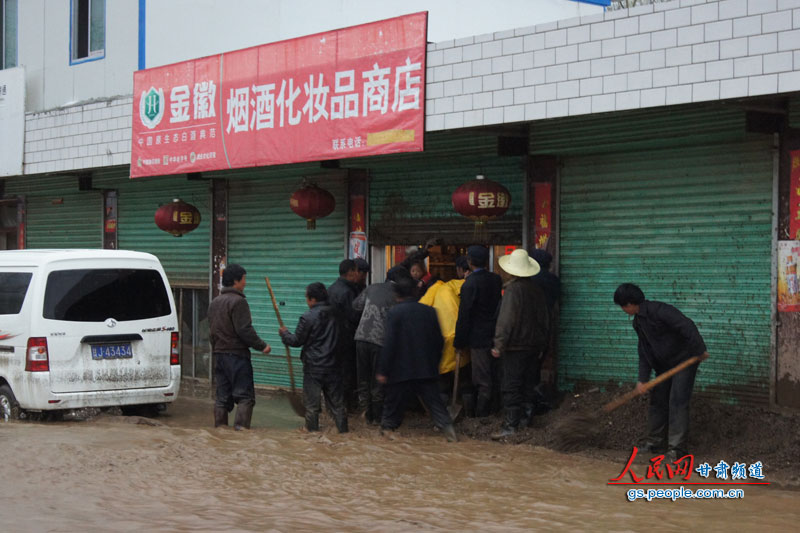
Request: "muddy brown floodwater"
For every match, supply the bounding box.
[1,396,799,532]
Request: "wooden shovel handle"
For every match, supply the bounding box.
[265,276,296,392]
[451,349,463,409]
[602,352,709,414]
[265,276,285,328]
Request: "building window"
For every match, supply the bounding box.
[173,287,211,380]
[71,0,105,63]
[1,0,18,69]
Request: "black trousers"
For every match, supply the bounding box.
[214,353,255,411]
[500,349,541,410]
[470,347,496,402]
[648,362,698,454]
[381,378,452,431]
[356,341,384,413]
[338,339,358,406]
[303,371,346,430]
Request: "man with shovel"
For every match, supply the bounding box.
[209,264,272,430]
[614,283,709,461]
[280,282,348,434]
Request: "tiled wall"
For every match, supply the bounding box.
[21,0,800,174]
[24,97,132,175]
[424,0,800,130]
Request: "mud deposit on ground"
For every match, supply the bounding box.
[1,394,799,532]
[455,384,800,489]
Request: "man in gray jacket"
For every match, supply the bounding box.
[208,264,271,430]
[491,249,549,439]
[352,265,412,424]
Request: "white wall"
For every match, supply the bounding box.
[145,0,604,68]
[16,1,603,113]
[18,0,139,112]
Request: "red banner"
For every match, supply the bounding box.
[131,13,427,178]
[533,182,552,249]
[791,150,800,241]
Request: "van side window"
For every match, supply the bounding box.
[43,269,171,321]
[0,272,32,314]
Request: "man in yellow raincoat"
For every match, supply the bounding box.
[419,263,470,407]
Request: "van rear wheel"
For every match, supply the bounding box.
[0,384,21,421]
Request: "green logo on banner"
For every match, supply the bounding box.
[139,87,164,129]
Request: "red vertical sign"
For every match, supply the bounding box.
[791,150,800,241]
[131,12,427,178]
[533,183,552,249]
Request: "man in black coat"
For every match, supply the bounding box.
[280,282,348,433]
[453,245,503,417]
[376,277,458,442]
[208,264,272,430]
[328,259,362,410]
[614,283,709,460]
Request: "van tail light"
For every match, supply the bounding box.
[170,332,180,365]
[26,337,50,372]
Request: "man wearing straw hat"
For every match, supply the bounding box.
[490,249,550,439]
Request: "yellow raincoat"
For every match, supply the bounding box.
[419,279,470,374]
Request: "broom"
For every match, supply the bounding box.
[552,352,709,452]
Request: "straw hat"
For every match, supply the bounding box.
[498,249,541,278]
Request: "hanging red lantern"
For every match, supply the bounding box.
[154,198,201,237]
[452,175,511,239]
[290,183,335,230]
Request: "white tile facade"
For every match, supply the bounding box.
[22,0,800,173]
[424,0,800,131]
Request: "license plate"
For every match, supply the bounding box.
[91,343,133,360]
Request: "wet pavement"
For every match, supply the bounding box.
[1,395,798,532]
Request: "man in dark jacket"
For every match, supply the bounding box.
[376,277,458,442]
[208,264,271,430]
[614,283,709,459]
[453,245,503,417]
[352,265,412,424]
[328,259,362,410]
[490,249,549,439]
[279,282,348,433]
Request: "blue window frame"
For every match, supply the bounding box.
[1,0,18,69]
[571,0,611,6]
[70,0,105,65]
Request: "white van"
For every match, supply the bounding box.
[0,249,181,419]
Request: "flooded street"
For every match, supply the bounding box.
[1,396,798,532]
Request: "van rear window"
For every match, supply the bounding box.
[0,272,33,315]
[44,269,171,322]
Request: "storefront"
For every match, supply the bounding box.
[531,104,775,405]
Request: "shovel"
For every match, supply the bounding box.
[265,276,305,418]
[553,352,709,451]
[447,348,464,422]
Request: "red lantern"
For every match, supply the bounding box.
[290,183,335,230]
[452,175,511,239]
[154,199,201,237]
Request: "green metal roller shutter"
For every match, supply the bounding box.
[344,131,525,244]
[4,176,102,249]
[558,137,773,405]
[94,168,211,287]
[224,165,346,389]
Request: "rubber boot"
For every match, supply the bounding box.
[519,403,534,429]
[475,395,491,418]
[442,424,458,443]
[462,393,476,418]
[369,402,383,426]
[214,407,229,428]
[306,413,320,432]
[233,400,254,430]
[335,414,349,434]
[491,407,521,440]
